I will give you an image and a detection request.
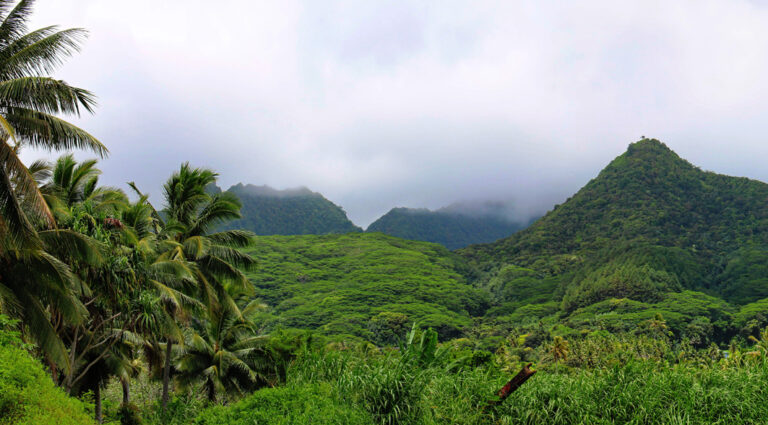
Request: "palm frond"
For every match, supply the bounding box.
[0,140,45,250]
[207,244,256,270]
[187,192,242,236]
[205,229,254,247]
[5,106,106,156]
[15,288,71,372]
[38,228,104,265]
[0,27,88,80]
[0,0,34,45]
[0,76,95,114]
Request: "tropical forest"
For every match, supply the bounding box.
[2,1,768,425]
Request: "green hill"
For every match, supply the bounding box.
[366,202,530,250]
[240,233,487,343]
[459,139,768,338]
[219,184,361,235]
[231,139,768,346]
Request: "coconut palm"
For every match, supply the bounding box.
[0,0,106,370]
[175,298,273,402]
[0,0,105,250]
[130,172,256,408]
[158,165,256,406]
[160,164,256,311]
[550,336,569,362]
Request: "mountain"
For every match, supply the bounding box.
[366,201,532,250]
[219,184,361,235]
[224,139,768,345]
[239,233,487,343]
[459,139,768,337]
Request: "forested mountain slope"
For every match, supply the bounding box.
[240,233,487,343]
[219,184,361,235]
[233,139,768,346]
[366,203,530,250]
[460,139,768,318]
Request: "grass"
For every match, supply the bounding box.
[194,343,768,425]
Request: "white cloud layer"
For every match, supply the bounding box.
[20,0,768,225]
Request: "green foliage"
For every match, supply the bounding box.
[461,139,768,326]
[241,233,488,341]
[366,207,528,250]
[483,265,559,314]
[562,263,681,312]
[196,327,768,425]
[733,297,768,337]
[195,382,372,424]
[719,245,768,304]
[0,319,91,425]
[564,291,735,339]
[368,312,411,346]
[220,183,361,235]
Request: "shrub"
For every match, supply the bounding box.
[194,382,372,424]
[0,315,92,425]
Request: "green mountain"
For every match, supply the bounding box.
[219,184,361,235]
[231,139,768,346]
[366,201,532,250]
[240,233,487,343]
[459,139,768,338]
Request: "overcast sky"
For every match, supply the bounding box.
[19,0,768,226]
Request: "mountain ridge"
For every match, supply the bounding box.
[366,203,532,250]
[219,184,362,235]
[460,138,768,312]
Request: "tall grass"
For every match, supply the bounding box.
[231,335,768,424]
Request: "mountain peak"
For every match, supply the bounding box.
[595,138,696,186]
[220,183,361,235]
[227,183,316,198]
[460,137,768,312]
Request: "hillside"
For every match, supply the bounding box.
[460,139,768,330]
[219,184,361,235]
[366,202,530,250]
[240,233,487,343]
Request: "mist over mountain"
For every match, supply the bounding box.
[367,201,535,250]
[219,183,361,235]
[461,139,768,327]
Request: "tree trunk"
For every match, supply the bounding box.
[207,381,215,403]
[94,383,103,424]
[121,377,130,405]
[161,340,172,409]
[486,363,537,409]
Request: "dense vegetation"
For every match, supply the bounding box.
[218,183,361,235]
[3,2,768,424]
[0,315,92,425]
[240,233,487,342]
[192,327,768,425]
[367,204,530,250]
[460,139,768,343]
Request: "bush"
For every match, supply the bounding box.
[0,315,92,425]
[194,382,372,424]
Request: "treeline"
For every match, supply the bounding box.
[218,183,361,235]
[367,207,528,250]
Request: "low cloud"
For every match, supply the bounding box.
[21,0,768,226]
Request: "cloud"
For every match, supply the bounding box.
[20,0,768,226]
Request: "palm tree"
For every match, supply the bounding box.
[0,0,105,370]
[0,0,105,249]
[748,327,768,358]
[175,298,273,402]
[131,168,257,408]
[550,336,569,363]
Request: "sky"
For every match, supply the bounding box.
[19,0,768,227]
